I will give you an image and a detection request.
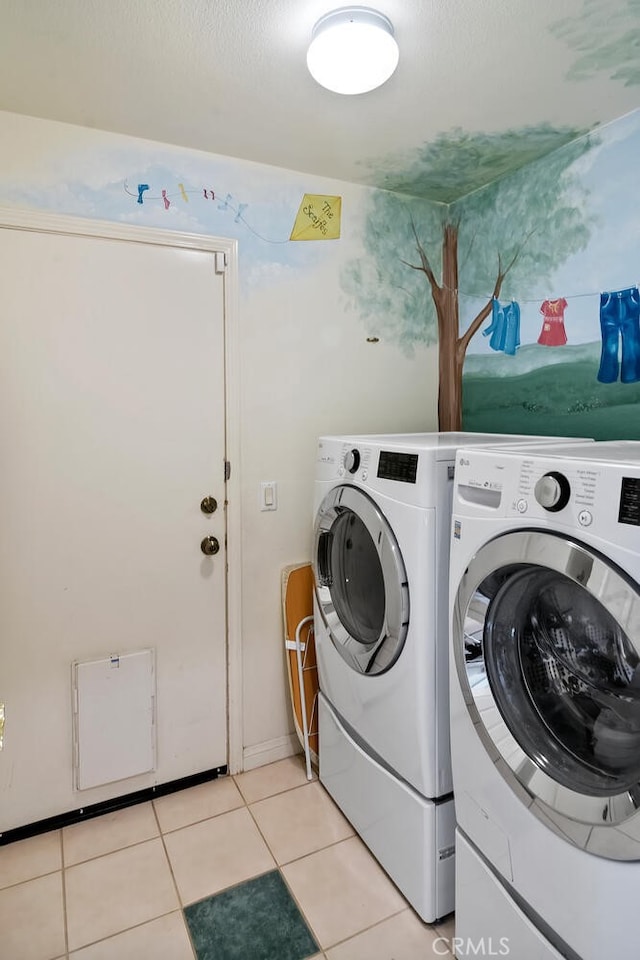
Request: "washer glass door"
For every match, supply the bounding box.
[453,529,640,860]
[313,485,409,675]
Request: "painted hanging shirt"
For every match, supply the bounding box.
[597,286,640,383]
[537,298,568,346]
[483,299,521,356]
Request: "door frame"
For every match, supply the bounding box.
[0,205,244,775]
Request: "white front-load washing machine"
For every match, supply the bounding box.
[312,431,561,923]
[450,440,640,960]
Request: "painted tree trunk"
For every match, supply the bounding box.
[419,220,497,431]
[436,223,463,431]
[438,342,466,430]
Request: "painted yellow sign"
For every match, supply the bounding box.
[290,195,341,240]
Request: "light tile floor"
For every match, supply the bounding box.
[0,755,456,960]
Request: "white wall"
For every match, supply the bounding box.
[0,110,438,771]
[240,257,437,759]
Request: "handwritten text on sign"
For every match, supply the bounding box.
[290,195,341,240]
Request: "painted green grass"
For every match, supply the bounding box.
[463,358,640,439]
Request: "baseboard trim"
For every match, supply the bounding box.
[242,734,301,771]
[0,766,228,845]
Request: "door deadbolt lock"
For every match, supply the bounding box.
[200,535,220,556]
[200,496,218,514]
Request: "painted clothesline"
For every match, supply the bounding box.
[123,180,342,242]
[475,287,640,384]
[482,298,567,354]
[452,286,640,303]
[124,180,289,243]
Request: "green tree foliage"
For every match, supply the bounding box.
[365,125,587,204]
[342,127,596,356]
[451,133,596,304]
[552,0,640,87]
[341,192,445,355]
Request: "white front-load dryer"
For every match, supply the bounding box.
[450,440,640,960]
[312,431,562,923]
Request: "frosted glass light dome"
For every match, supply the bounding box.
[307,7,399,95]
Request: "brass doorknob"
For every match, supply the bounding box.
[201,496,218,514]
[201,535,220,556]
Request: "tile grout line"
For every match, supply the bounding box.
[151,795,199,960]
[152,787,246,838]
[197,778,324,960]
[60,818,157,869]
[64,808,196,957]
[165,773,309,959]
[243,777,445,955]
[60,829,70,959]
[0,864,61,892]
[238,773,328,955]
[2,764,315,959]
[62,911,190,957]
[243,781,385,956]
[15,764,429,951]
[4,763,439,960]
[273,864,325,956]
[319,905,418,955]
[243,776,358,868]
[231,763,319,805]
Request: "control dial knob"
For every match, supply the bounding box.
[534,471,571,512]
[344,448,361,474]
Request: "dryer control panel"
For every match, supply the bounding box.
[377,450,418,483]
[315,437,441,509]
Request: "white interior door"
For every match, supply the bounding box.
[0,216,229,831]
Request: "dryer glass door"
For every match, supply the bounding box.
[313,485,409,675]
[453,529,640,860]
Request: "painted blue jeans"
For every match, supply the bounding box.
[597,287,640,384]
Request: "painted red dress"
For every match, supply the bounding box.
[537,298,568,346]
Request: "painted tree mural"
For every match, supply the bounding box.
[551,0,640,87]
[342,128,596,430]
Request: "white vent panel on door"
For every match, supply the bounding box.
[72,649,156,791]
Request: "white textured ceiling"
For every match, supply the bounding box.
[1,0,638,201]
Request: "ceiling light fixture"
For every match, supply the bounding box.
[307,7,399,96]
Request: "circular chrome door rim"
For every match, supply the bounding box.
[454,529,640,860]
[313,484,409,675]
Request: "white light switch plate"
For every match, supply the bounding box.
[260,481,278,511]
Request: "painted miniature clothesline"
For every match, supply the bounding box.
[476,287,640,385]
[452,286,640,303]
[482,297,566,355]
[123,181,342,242]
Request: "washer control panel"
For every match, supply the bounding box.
[509,458,599,518]
[533,471,571,512]
[619,477,640,526]
[455,450,602,528]
[454,446,640,545]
